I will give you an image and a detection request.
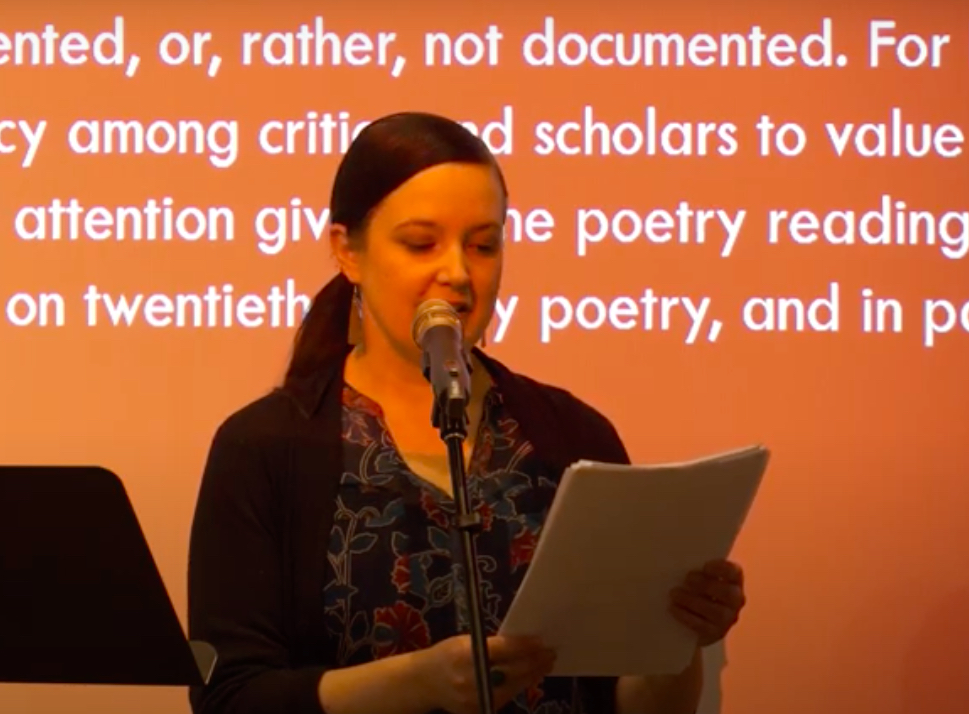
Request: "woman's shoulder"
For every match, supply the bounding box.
[209,385,329,448]
[512,370,613,426]
[478,350,629,463]
[478,350,607,419]
[521,375,625,449]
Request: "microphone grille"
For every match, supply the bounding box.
[412,299,460,346]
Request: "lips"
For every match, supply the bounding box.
[443,301,472,315]
[420,298,472,317]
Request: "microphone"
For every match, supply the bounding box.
[411,299,472,432]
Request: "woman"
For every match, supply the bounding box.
[187,111,746,714]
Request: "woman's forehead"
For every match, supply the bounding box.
[373,164,504,224]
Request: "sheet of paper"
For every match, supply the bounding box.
[498,444,769,677]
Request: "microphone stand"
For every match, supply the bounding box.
[428,359,496,714]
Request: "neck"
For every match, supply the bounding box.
[347,339,434,408]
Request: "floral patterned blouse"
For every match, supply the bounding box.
[323,382,596,713]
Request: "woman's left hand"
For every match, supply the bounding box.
[669,559,746,647]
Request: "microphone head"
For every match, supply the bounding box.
[411,299,462,347]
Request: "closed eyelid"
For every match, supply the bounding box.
[391,222,503,254]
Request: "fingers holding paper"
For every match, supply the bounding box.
[670,559,746,647]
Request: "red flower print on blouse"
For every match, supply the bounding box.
[372,601,431,657]
[510,527,538,571]
[342,387,383,445]
[391,553,410,594]
[420,489,450,528]
[477,499,495,531]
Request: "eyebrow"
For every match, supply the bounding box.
[392,219,503,232]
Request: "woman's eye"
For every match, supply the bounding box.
[471,235,502,254]
[472,240,500,255]
[403,239,436,253]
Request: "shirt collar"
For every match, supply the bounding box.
[276,345,514,420]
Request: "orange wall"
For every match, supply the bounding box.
[2,1,968,713]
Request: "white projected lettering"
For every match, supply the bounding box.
[823,107,963,158]
[868,20,950,68]
[67,118,239,168]
[240,17,396,67]
[534,106,739,157]
[767,195,969,261]
[1,9,965,354]
[539,291,719,345]
[424,25,503,66]
[13,198,235,243]
[924,300,969,347]
[5,292,65,327]
[742,283,840,332]
[521,16,844,68]
[257,111,371,156]
[0,17,126,66]
[0,119,47,168]
[254,200,332,256]
[252,203,554,257]
[82,281,311,328]
[503,208,555,243]
[254,107,514,156]
[575,203,745,258]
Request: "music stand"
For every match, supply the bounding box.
[0,465,216,686]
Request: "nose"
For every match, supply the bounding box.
[436,239,471,289]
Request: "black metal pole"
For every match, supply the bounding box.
[433,370,495,714]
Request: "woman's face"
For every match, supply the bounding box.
[332,161,506,363]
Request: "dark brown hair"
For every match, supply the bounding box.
[282,111,508,388]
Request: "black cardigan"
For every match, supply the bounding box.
[187,347,631,714]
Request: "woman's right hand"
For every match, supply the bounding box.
[415,634,557,714]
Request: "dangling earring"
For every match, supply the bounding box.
[479,327,488,349]
[352,283,362,317]
[348,282,364,345]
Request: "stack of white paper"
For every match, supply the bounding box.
[498,444,769,676]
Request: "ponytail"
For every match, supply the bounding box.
[283,272,354,388]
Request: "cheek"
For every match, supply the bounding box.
[475,272,498,296]
[472,266,502,318]
[474,257,502,293]
[366,265,425,321]
[371,253,424,290]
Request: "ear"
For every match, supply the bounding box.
[329,223,362,284]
